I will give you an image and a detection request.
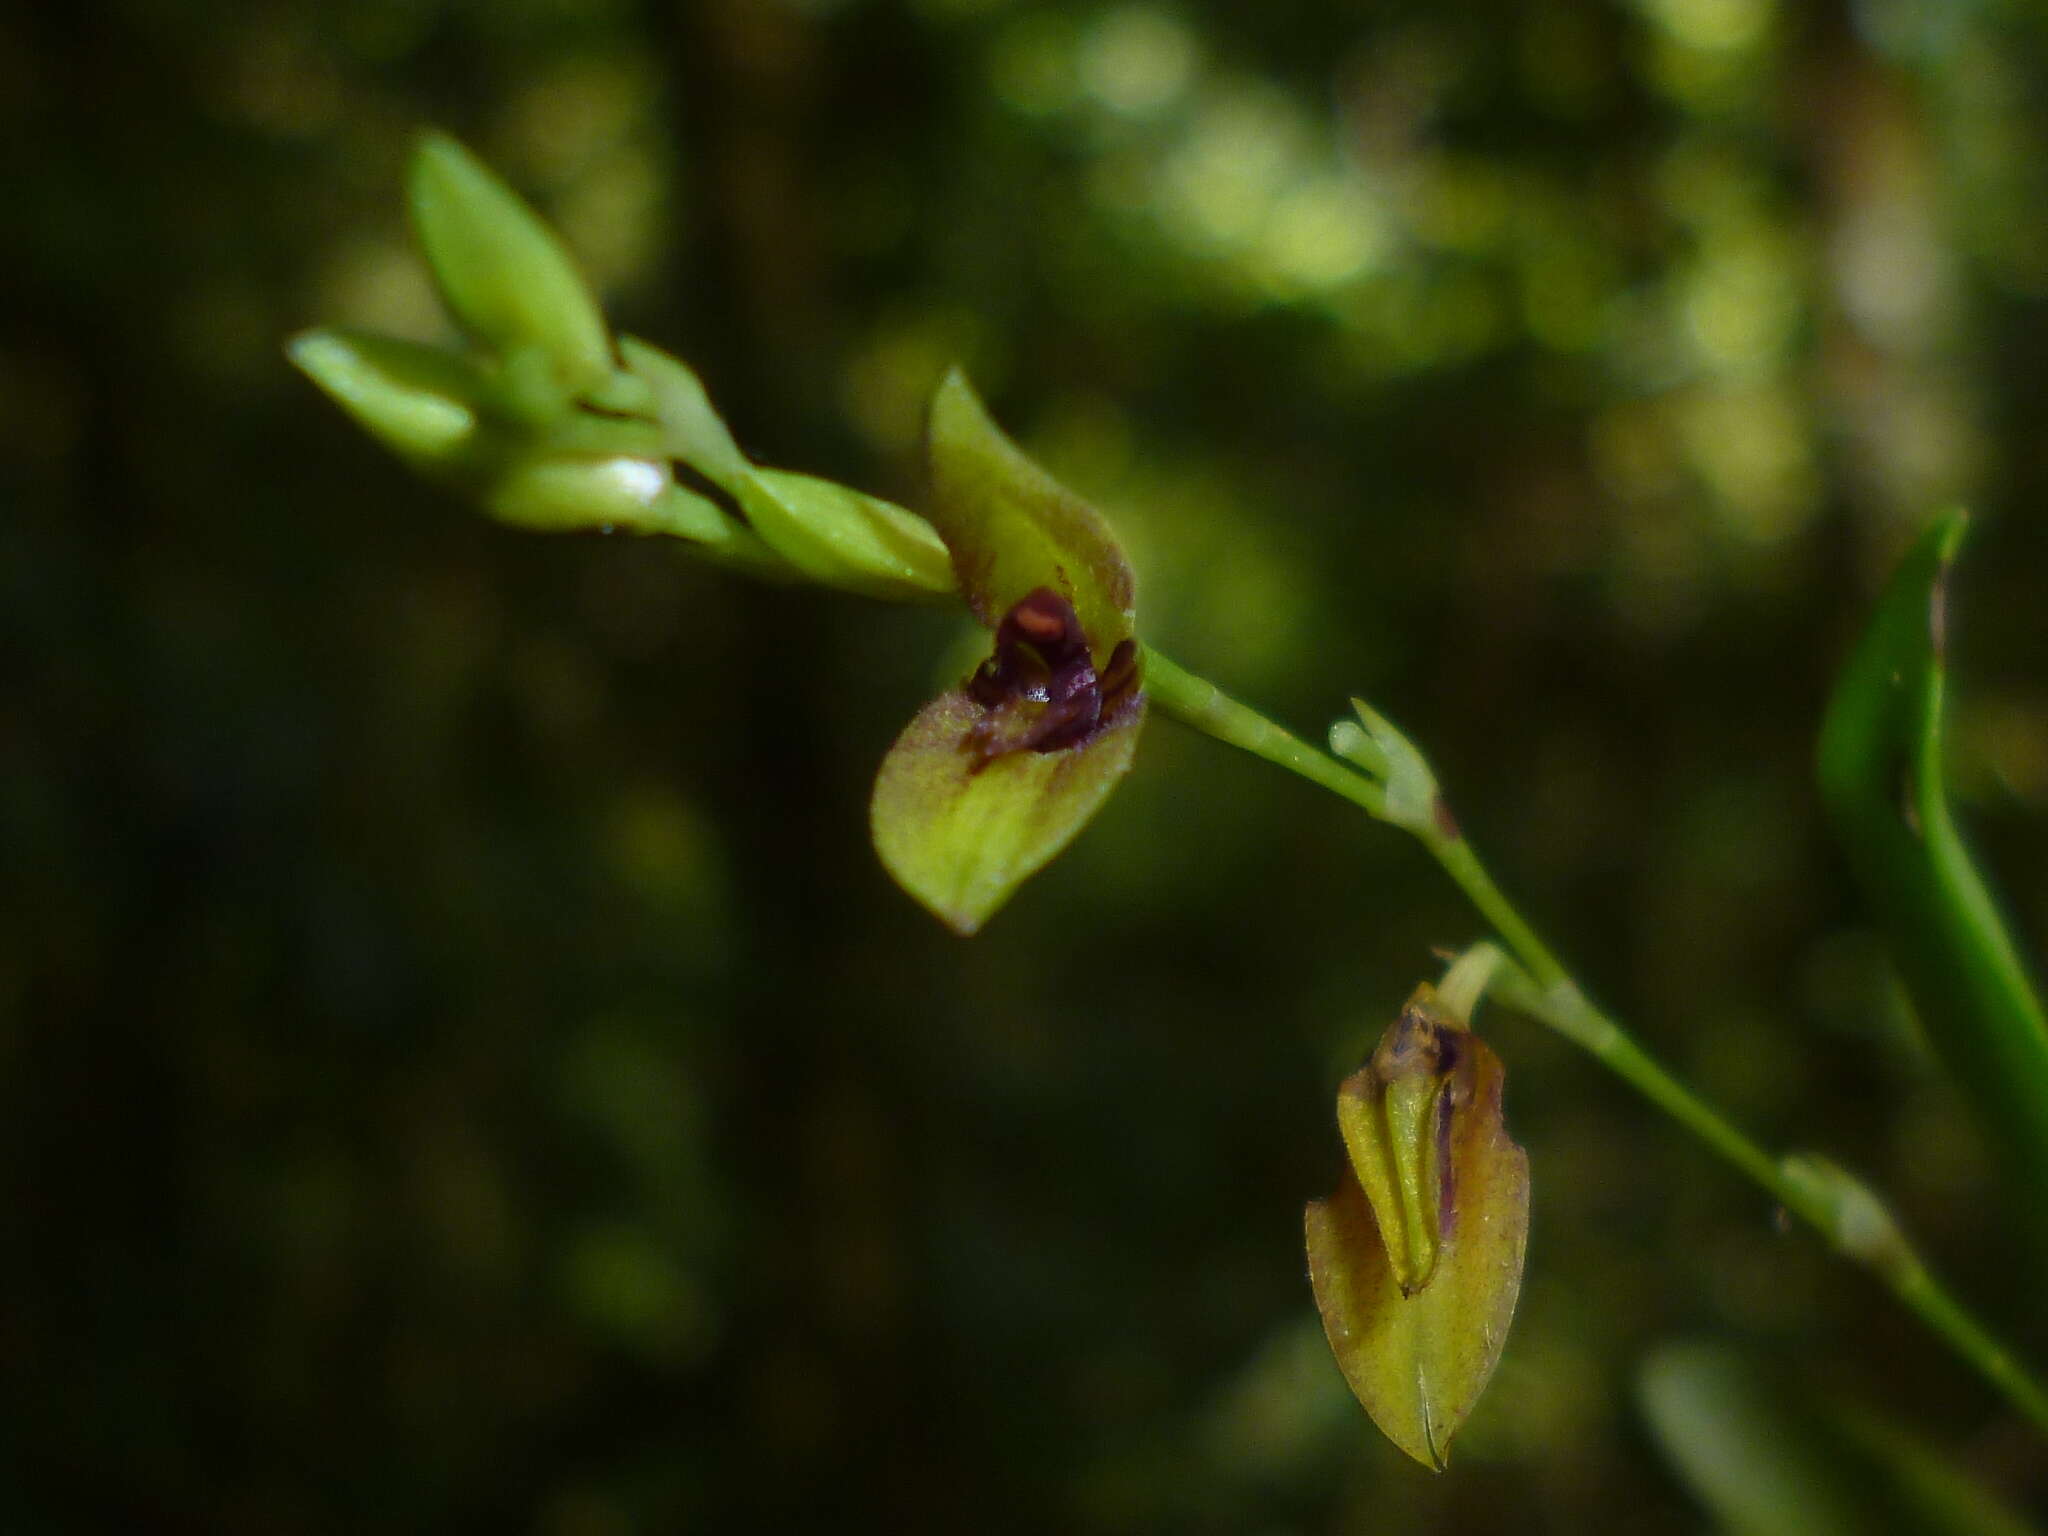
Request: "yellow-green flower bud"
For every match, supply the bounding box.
[1306,983,1529,1470]
[287,328,485,467]
[408,131,613,396]
[1329,699,1449,843]
[622,336,955,603]
[486,453,675,534]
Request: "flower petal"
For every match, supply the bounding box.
[871,687,1144,935]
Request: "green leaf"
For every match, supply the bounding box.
[1639,1341,2035,1536]
[1306,1016,1528,1471]
[870,687,1144,935]
[408,131,613,396]
[1816,512,2048,1222]
[286,327,486,466]
[923,368,1135,650]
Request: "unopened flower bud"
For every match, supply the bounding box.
[485,453,675,534]
[408,131,614,396]
[1306,983,1529,1470]
[1330,699,1447,842]
[288,328,485,466]
[623,336,954,602]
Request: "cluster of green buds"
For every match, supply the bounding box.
[290,133,1148,935]
[290,134,956,601]
[1305,954,1530,1469]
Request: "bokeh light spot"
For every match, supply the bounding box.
[1080,5,1197,119]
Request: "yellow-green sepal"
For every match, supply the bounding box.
[923,368,1134,652]
[871,687,1144,935]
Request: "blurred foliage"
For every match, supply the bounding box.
[6,0,2048,1530]
[1818,513,2048,1265]
[1639,1341,2037,1535]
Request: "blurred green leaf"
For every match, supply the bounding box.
[1639,1341,2034,1536]
[1816,513,2048,1207]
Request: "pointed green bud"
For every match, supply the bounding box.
[482,449,780,568]
[618,337,753,490]
[408,131,613,395]
[1330,699,1449,843]
[1307,984,1529,1470]
[653,494,795,580]
[479,447,798,565]
[287,327,486,466]
[741,470,955,602]
[1779,1154,1909,1279]
[621,337,954,602]
[485,453,674,534]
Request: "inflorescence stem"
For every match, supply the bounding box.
[1143,648,2048,1438]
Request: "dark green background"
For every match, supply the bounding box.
[7,0,2047,1528]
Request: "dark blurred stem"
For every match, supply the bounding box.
[1145,650,2048,1439]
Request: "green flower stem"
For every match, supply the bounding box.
[1425,830,1569,997]
[1886,1263,2048,1436]
[1141,651,1385,817]
[1144,649,2048,1439]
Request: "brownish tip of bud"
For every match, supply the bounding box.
[1371,1001,1456,1083]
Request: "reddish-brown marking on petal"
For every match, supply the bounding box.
[966,587,1137,763]
[1097,639,1139,710]
[1929,559,1950,671]
[1432,794,1461,842]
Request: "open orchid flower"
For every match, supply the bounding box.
[288,134,1146,936]
[870,372,1146,935]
